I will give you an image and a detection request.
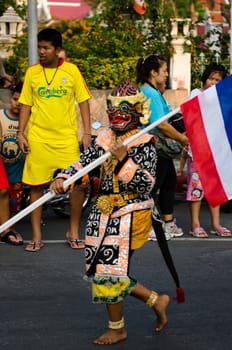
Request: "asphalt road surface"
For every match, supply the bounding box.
[1,195,232,350]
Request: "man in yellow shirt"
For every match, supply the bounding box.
[18,28,92,252]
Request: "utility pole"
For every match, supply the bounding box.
[27,0,38,66]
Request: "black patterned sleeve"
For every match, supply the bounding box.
[56,139,103,179]
[117,141,157,196]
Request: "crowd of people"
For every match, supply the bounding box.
[0,27,231,345]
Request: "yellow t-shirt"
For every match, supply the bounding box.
[19,60,91,144]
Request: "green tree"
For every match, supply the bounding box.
[86,0,205,21]
[2,0,225,90]
[82,1,173,58]
[0,0,26,18]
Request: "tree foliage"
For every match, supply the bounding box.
[86,0,206,20]
[0,0,26,18]
[2,0,229,90]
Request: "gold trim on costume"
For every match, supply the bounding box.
[96,192,138,216]
[107,92,146,106]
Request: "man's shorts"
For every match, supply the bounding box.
[22,140,80,186]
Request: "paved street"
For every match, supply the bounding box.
[1,195,232,350]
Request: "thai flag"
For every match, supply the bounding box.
[180,74,232,207]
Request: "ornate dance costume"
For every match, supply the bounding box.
[55,80,184,310]
[56,79,159,303]
[59,127,157,303]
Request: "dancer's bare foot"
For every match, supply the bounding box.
[153,294,170,332]
[93,328,127,345]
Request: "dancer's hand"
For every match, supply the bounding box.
[110,141,127,161]
[50,178,66,194]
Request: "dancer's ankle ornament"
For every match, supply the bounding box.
[108,318,125,329]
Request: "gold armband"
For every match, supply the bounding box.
[146,291,158,307]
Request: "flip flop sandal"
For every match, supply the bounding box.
[0,231,24,245]
[67,239,85,249]
[210,226,232,237]
[25,241,45,252]
[189,227,208,238]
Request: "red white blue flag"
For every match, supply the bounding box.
[180,74,232,207]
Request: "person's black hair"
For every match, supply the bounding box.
[11,81,23,94]
[201,62,227,85]
[37,28,62,49]
[136,54,166,84]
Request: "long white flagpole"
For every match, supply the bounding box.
[0,107,180,233]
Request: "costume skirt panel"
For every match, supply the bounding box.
[92,275,136,304]
[131,209,151,249]
[86,206,152,304]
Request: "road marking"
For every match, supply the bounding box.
[21,238,232,244]
[1,238,232,245]
[149,237,232,242]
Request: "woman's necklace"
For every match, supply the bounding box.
[43,63,59,92]
[145,80,166,102]
[145,80,158,91]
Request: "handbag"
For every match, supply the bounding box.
[151,129,183,159]
[169,112,185,133]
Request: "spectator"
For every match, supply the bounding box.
[0,82,24,244]
[0,155,22,245]
[184,63,231,238]
[58,48,70,62]
[18,28,92,252]
[136,54,188,240]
